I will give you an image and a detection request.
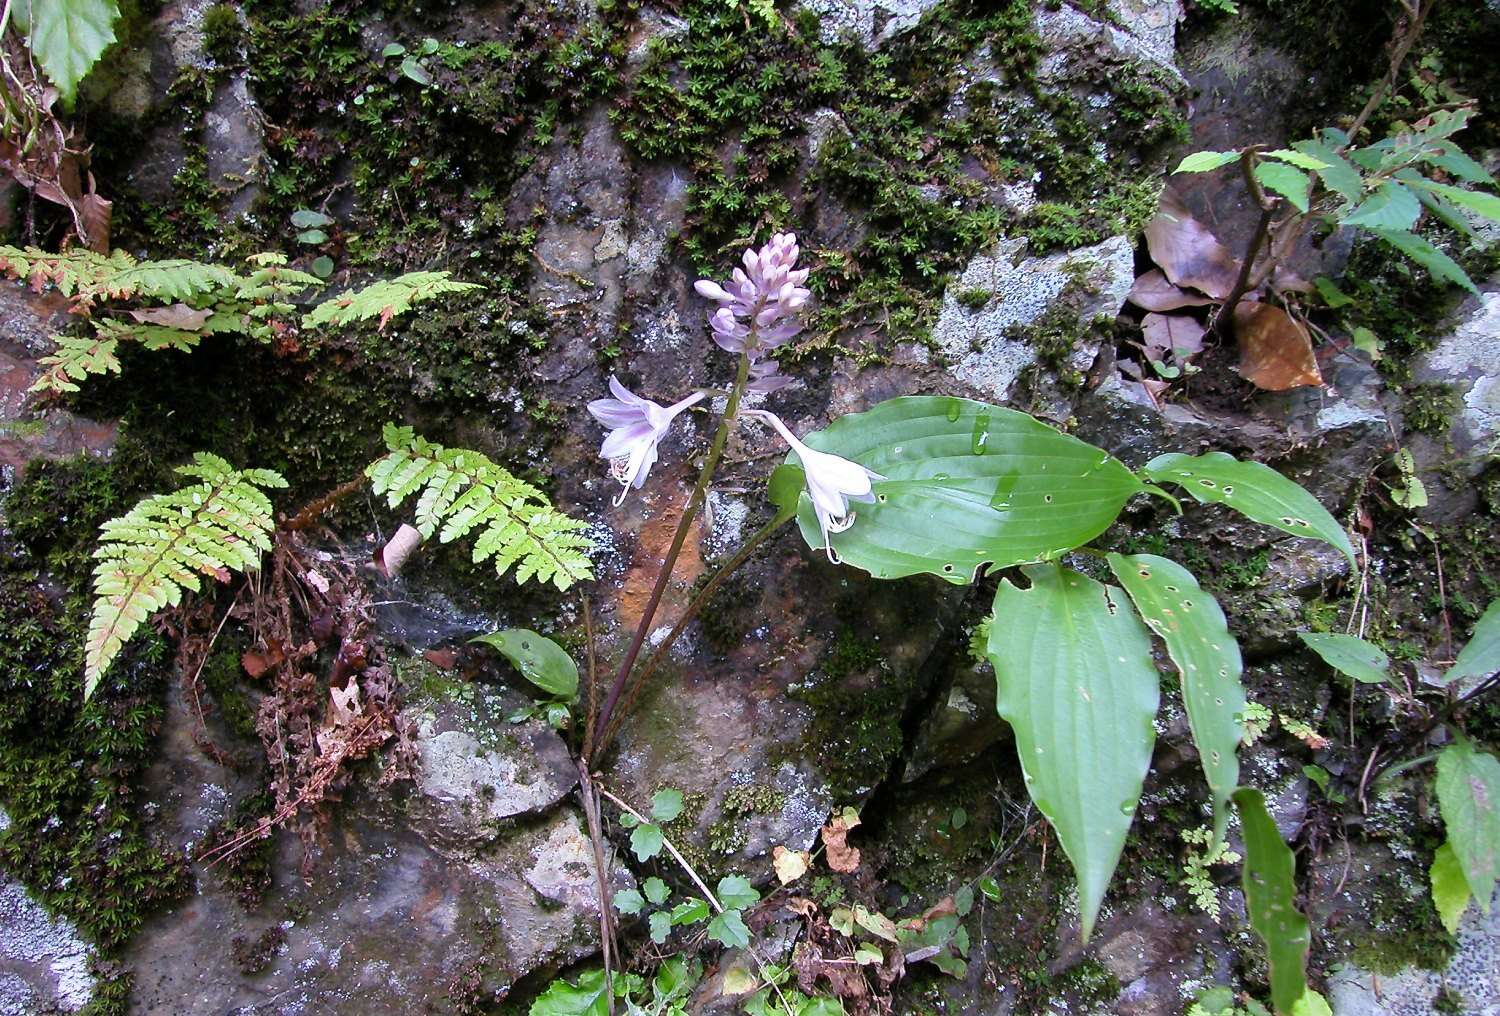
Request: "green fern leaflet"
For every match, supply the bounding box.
[85,455,287,697]
[368,424,594,590]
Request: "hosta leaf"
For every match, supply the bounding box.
[1109,553,1245,846]
[1369,228,1478,295]
[1143,452,1355,569]
[28,0,120,104]
[1297,632,1390,685]
[1430,841,1472,936]
[469,629,578,699]
[986,563,1159,940]
[790,397,1147,584]
[1341,181,1421,231]
[1435,740,1500,912]
[1234,788,1311,1015]
[1444,599,1500,685]
[1254,162,1312,213]
[1175,151,1241,173]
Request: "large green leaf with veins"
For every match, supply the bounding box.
[1109,553,1245,846]
[26,0,120,104]
[1144,452,1355,569]
[1436,739,1500,913]
[1445,599,1500,685]
[789,397,1148,583]
[987,563,1159,940]
[1234,788,1311,1015]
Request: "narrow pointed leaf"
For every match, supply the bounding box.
[1234,788,1311,1015]
[1445,599,1500,685]
[1175,151,1241,173]
[790,397,1147,584]
[1341,182,1421,231]
[1291,139,1362,202]
[987,563,1159,940]
[1369,228,1478,295]
[1143,452,1355,568]
[1407,179,1500,225]
[1297,632,1390,684]
[1430,841,1472,936]
[1435,740,1500,912]
[470,629,578,700]
[1265,149,1329,171]
[1109,553,1244,845]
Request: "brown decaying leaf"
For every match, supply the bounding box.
[1234,301,1323,391]
[129,303,213,330]
[1127,269,1215,312]
[374,523,423,577]
[821,813,862,873]
[773,845,811,885]
[1139,312,1206,362]
[1144,187,1241,300]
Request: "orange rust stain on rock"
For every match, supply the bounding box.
[616,486,707,632]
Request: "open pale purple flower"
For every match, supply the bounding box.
[695,231,811,361]
[588,376,705,505]
[747,410,883,563]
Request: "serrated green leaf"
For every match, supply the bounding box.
[1234,788,1311,1015]
[1341,182,1421,231]
[650,788,685,823]
[669,898,710,926]
[1254,161,1312,213]
[1369,228,1478,295]
[1144,452,1355,569]
[29,0,120,104]
[1265,149,1329,170]
[469,629,578,700]
[1446,599,1500,685]
[1313,277,1353,308]
[529,968,609,1016]
[649,910,673,944]
[643,876,670,905]
[613,888,644,915]
[707,908,751,949]
[717,875,760,911]
[1109,553,1245,846]
[1291,139,1363,202]
[1435,740,1500,912]
[1175,151,1241,173]
[1422,146,1496,187]
[290,209,334,228]
[630,823,664,862]
[790,397,1146,584]
[987,563,1159,940]
[1431,840,1472,936]
[1408,179,1500,224]
[1297,632,1390,685]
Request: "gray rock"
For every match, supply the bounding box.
[904,657,1009,783]
[932,235,1135,405]
[0,813,95,1016]
[1412,286,1500,475]
[1036,0,1184,85]
[799,0,945,48]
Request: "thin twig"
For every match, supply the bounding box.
[578,761,617,1016]
[1342,0,1436,149]
[598,786,723,912]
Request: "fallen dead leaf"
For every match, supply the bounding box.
[773,845,811,885]
[1144,187,1242,300]
[374,523,423,577]
[1127,269,1215,312]
[822,812,862,873]
[241,645,285,679]
[1139,312,1207,364]
[1234,301,1323,391]
[129,303,213,330]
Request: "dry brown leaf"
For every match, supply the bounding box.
[129,303,213,330]
[79,183,111,254]
[1144,187,1241,300]
[1127,269,1215,312]
[374,523,423,577]
[1139,312,1206,362]
[773,845,811,885]
[1234,301,1323,391]
[821,813,862,873]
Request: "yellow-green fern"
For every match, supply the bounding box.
[85,454,287,697]
[368,424,594,591]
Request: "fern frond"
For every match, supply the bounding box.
[85,455,288,697]
[30,336,121,393]
[366,424,594,590]
[303,272,483,331]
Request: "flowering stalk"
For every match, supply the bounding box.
[588,353,751,758]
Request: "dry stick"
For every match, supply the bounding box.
[599,511,793,752]
[1212,148,1276,337]
[578,761,617,1016]
[1342,0,1436,151]
[590,354,752,759]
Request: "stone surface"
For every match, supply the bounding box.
[799,0,946,48]
[1412,286,1500,475]
[931,235,1135,405]
[0,811,95,1016]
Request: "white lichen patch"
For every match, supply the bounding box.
[0,878,94,1015]
[1416,289,1500,451]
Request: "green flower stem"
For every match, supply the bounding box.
[599,509,794,752]
[590,353,752,758]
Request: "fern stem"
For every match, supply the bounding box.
[589,354,751,758]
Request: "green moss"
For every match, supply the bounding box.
[705,783,786,856]
[1404,381,1461,436]
[201,4,245,66]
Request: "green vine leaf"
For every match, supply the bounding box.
[367,424,594,590]
[1233,788,1311,1015]
[469,629,578,700]
[1297,632,1390,685]
[1435,739,1500,912]
[528,967,610,1016]
[86,454,286,697]
[788,396,1146,584]
[1142,452,1355,569]
[986,563,1159,940]
[1108,553,1245,846]
[1445,599,1500,685]
[707,908,751,949]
